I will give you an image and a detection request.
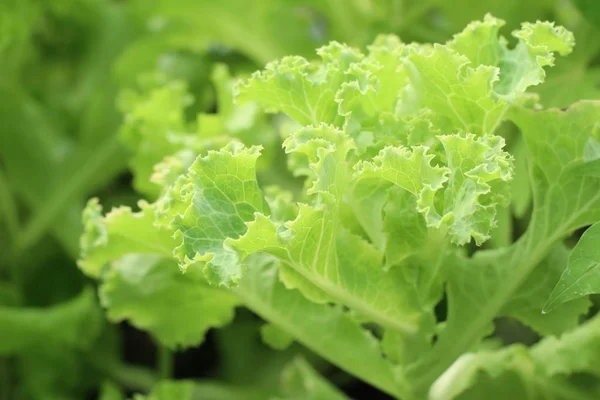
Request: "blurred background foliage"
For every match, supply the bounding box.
[0,0,599,399]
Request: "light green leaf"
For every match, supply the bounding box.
[355,133,513,245]
[448,15,575,96]
[509,102,600,237]
[232,208,425,335]
[401,44,505,134]
[504,245,591,335]
[510,101,600,182]
[100,254,239,349]
[407,101,600,397]
[171,144,268,287]
[400,16,573,134]
[228,127,428,334]
[264,186,299,223]
[281,124,354,196]
[236,42,363,126]
[234,254,399,398]
[544,222,600,312]
[79,198,176,278]
[381,187,430,269]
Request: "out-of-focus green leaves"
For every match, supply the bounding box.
[277,357,350,400]
[573,0,600,28]
[133,357,347,400]
[0,288,101,355]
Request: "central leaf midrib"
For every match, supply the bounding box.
[233,273,400,398]
[282,259,419,335]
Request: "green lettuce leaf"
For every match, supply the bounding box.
[545,222,600,312]
[79,198,176,278]
[100,254,239,349]
[234,254,399,397]
[408,101,600,397]
[171,144,269,287]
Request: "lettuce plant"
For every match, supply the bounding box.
[71,13,600,400]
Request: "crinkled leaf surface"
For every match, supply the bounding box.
[171,144,269,287]
[79,198,176,278]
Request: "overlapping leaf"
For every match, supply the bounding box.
[100,255,239,348]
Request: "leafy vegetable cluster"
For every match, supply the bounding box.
[2,1,600,399]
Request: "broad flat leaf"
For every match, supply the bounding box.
[504,245,590,335]
[430,315,600,399]
[544,222,600,312]
[511,102,600,182]
[100,254,239,349]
